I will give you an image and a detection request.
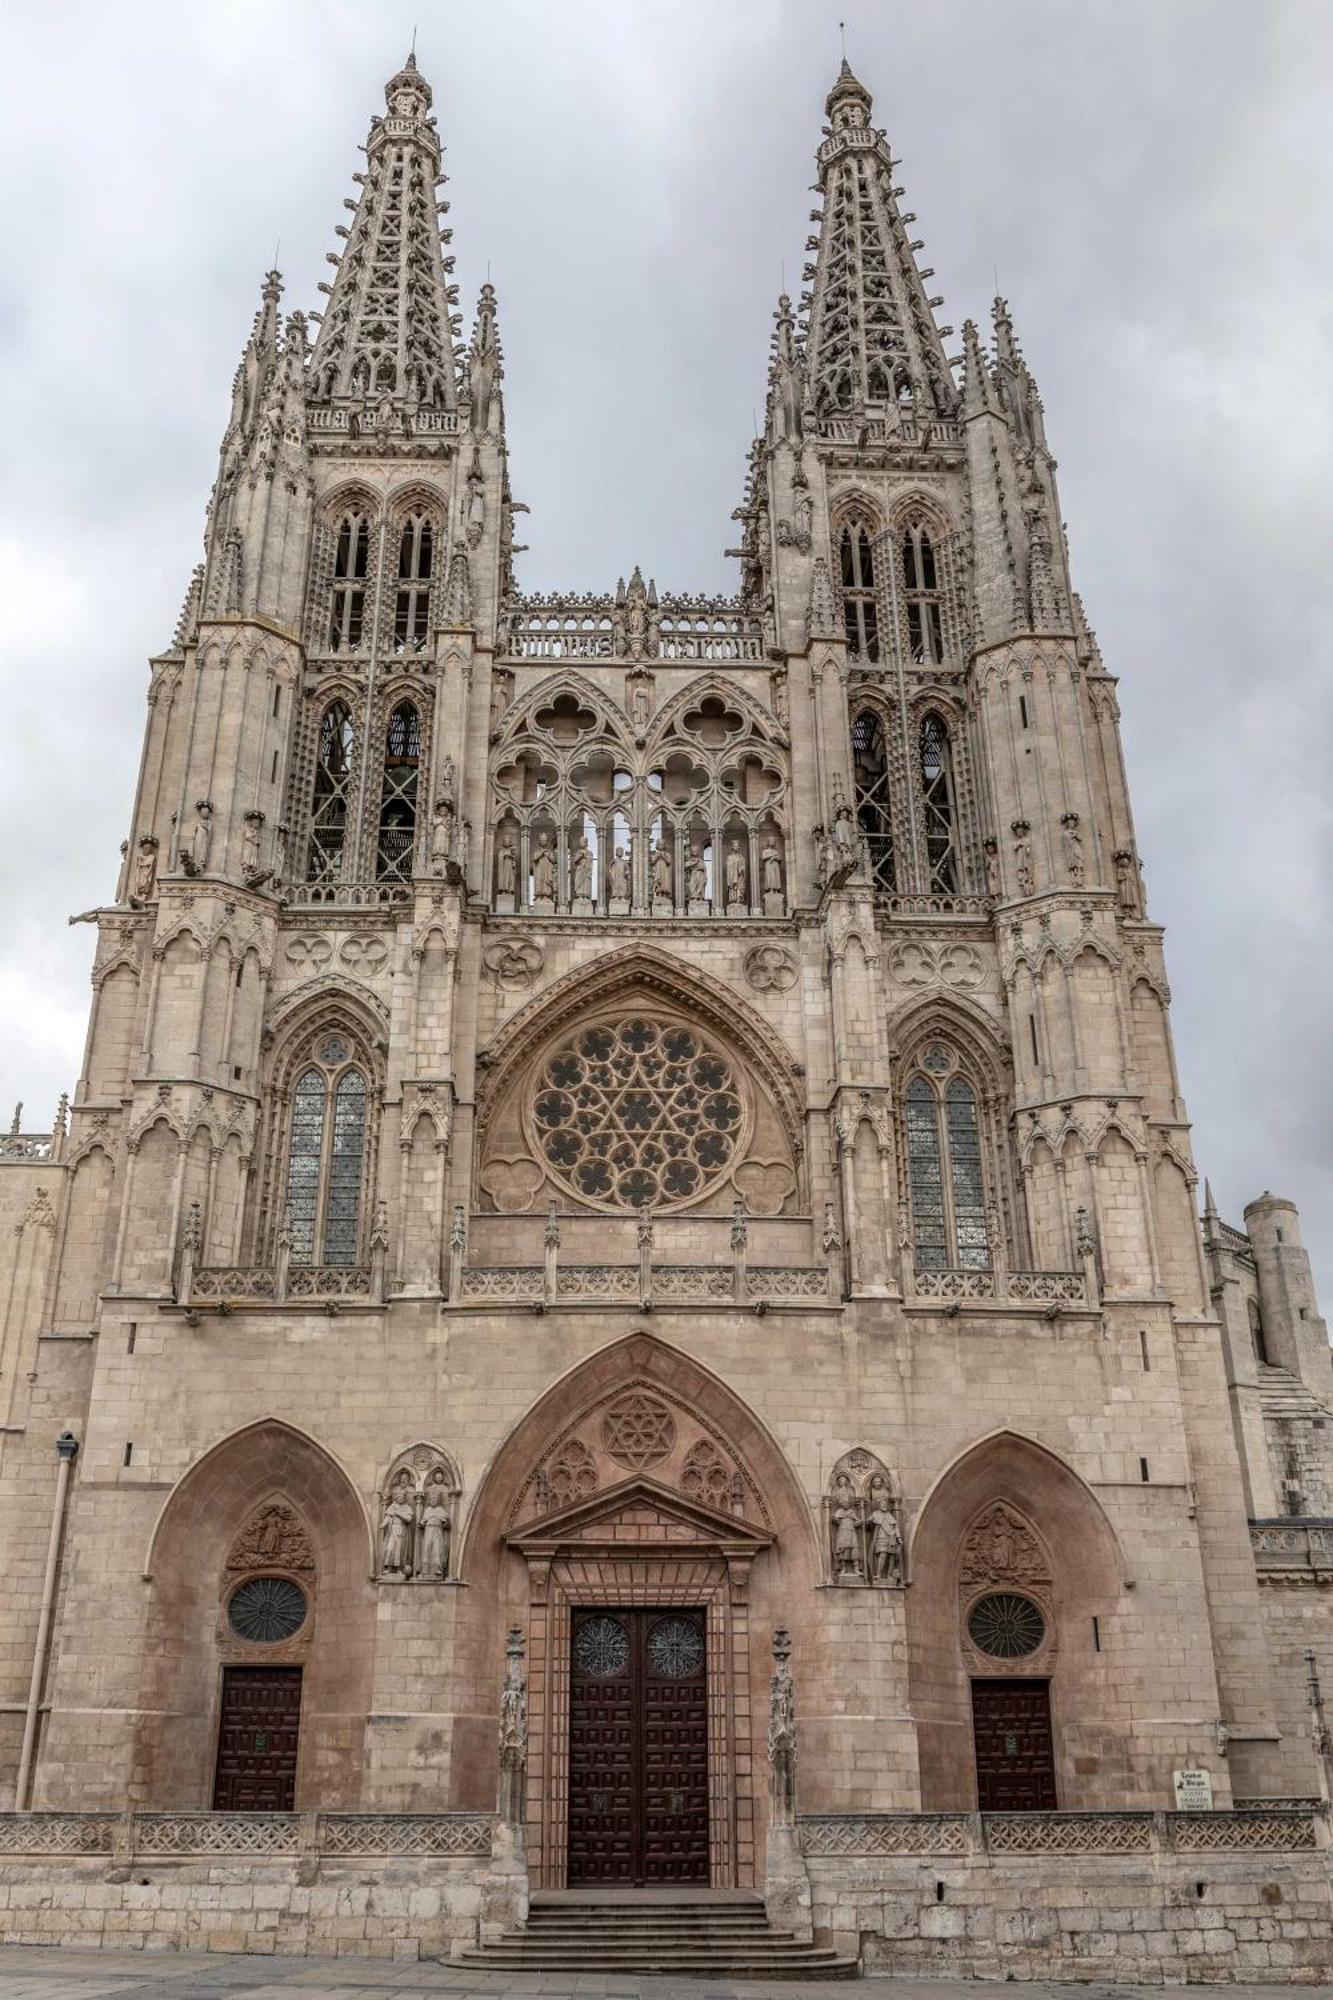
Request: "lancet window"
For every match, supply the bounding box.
[903,1043,991,1271]
[919,713,958,893]
[851,708,896,892]
[901,520,944,665]
[393,514,434,651]
[306,702,355,886]
[283,1032,370,1266]
[489,683,788,918]
[840,524,880,663]
[329,513,372,653]
[375,701,421,884]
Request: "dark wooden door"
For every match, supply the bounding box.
[971,1677,1057,1810]
[568,1609,709,1885]
[212,1666,302,1811]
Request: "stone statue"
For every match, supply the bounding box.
[430,799,453,873]
[867,1502,902,1585]
[241,811,264,880]
[725,842,746,906]
[687,848,708,904]
[132,837,158,904]
[496,835,518,897]
[571,839,593,901]
[186,800,213,875]
[982,837,1000,899]
[831,1479,863,1577]
[531,831,555,902]
[418,1473,452,1581]
[767,1627,797,1827]
[1114,846,1139,917]
[761,840,783,897]
[438,756,457,811]
[609,844,631,902]
[380,1472,417,1577]
[831,784,855,855]
[466,465,486,547]
[498,1627,528,1825]
[1011,820,1033,897]
[115,838,130,902]
[1061,813,1084,887]
[651,841,672,903]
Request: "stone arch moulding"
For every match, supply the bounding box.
[474,943,805,1215]
[455,1331,823,1890]
[493,666,635,755]
[906,1428,1135,1814]
[132,1418,376,1812]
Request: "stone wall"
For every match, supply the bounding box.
[801,1810,1333,1983]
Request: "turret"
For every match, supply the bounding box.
[1243,1195,1333,1398]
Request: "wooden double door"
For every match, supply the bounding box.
[568,1608,709,1885]
[971,1677,1057,1810]
[212,1665,302,1811]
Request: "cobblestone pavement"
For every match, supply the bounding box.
[0,1950,1326,2000]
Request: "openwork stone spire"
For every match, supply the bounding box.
[802,61,957,421]
[309,54,460,410]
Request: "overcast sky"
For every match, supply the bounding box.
[1,1,1330,1310]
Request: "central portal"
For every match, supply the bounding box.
[568,1607,709,1885]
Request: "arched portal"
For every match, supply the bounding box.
[458,1333,820,1888]
[907,1430,1130,1811]
[132,1420,375,1809]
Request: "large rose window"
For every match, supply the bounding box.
[528,1016,747,1210]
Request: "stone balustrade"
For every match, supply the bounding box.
[1250,1517,1333,1577]
[0,1810,494,1860]
[189,1264,372,1307]
[908,1267,1087,1307]
[505,593,762,663]
[458,1259,833,1308]
[798,1806,1323,1858]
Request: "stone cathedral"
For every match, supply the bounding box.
[1,54,1331,1978]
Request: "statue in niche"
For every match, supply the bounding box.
[771,668,789,735]
[725,842,747,907]
[131,836,159,906]
[531,830,556,902]
[831,1476,863,1579]
[651,841,672,904]
[466,459,486,548]
[1113,846,1140,917]
[438,756,457,811]
[571,839,594,901]
[380,1471,417,1577]
[181,799,213,876]
[241,811,265,882]
[495,835,518,898]
[430,799,454,874]
[761,839,783,898]
[628,672,652,737]
[982,836,1000,900]
[831,782,856,858]
[867,1499,903,1585]
[418,1470,452,1581]
[1060,812,1084,887]
[1011,820,1033,897]
[687,847,708,904]
[609,844,631,902]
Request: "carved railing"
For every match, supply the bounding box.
[189,1265,372,1306]
[1250,1519,1333,1577]
[908,1268,1086,1307]
[814,416,965,451]
[505,592,762,663]
[306,406,460,440]
[798,1808,1322,1858]
[458,1261,831,1307]
[883,892,991,919]
[286,879,412,909]
[558,1264,641,1301]
[0,1131,55,1162]
[0,1810,493,1860]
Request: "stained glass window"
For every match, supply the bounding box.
[228,1576,308,1644]
[920,714,958,894]
[375,701,421,883]
[282,1038,369,1266]
[967,1592,1044,1658]
[851,709,895,891]
[840,525,879,663]
[904,1048,992,1272]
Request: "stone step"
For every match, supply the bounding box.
[495,1930,811,1949]
[457,1950,858,1978]
[518,1916,776,1934]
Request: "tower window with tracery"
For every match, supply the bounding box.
[902,521,944,664]
[329,513,371,652]
[284,1032,370,1266]
[851,708,895,891]
[919,713,958,893]
[840,525,879,663]
[375,701,421,883]
[306,702,355,885]
[904,1044,991,1271]
[394,515,434,650]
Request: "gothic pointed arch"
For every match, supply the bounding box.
[888,996,1017,1273]
[133,1418,375,1809]
[475,945,803,1214]
[644,671,785,757]
[252,989,385,1264]
[492,667,636,757]
[906,1429,1131,1810]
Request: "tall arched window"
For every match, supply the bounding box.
[851,709,895,891]
[329,513,371,652]
[840,524,879,663]
[307,702,354,884]
[376,701,421,884]
[904,1043,991,1271]
[901,520,944,664]
[919,713,958,893]
[394,515,434,650]
[284,1032,369,1267]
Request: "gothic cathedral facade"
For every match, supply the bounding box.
[1,53,1331,1967]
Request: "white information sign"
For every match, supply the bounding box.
[1173,1767,1214,1811]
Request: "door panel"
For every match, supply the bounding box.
[212,1665,302,1811]
[971,1677,1057,1811]
[569,1609,708,1885]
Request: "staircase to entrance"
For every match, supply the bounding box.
[458,1889,859,1978]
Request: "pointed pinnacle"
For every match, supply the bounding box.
[1203,1178,1218,1218]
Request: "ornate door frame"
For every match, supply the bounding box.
[506,1478,772,1888]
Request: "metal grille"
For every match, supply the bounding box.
[851,709,895,890]
[375,700,421,884]
[646,1616,706,1678]
[306,702,354,884]
[227,1577,308,1644]
[967,1592,1045,1658]
[920,713,958,892]
[574,1614,630,1677]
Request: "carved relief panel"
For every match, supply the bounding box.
[377,1443,462,1583]
[824,1448,902,1586]
[513,1383,763,1529]
[957,1499,1055,1676]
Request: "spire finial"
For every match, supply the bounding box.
[839,18,846,58]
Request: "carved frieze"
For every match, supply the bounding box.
[225,1501,314,1575]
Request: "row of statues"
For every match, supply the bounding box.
[379,1461,455,1582]
[826,1453,904,1586]
[495,828,786,909]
